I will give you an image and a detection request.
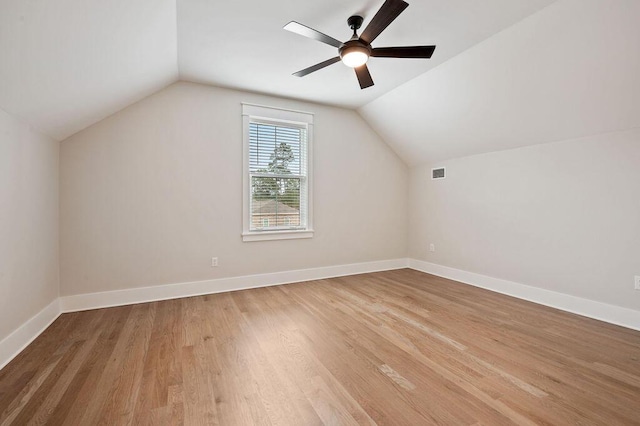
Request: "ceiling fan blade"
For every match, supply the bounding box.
[293,57,341,77]
[371,45,436,58]
[359,0,409,45]
[283,21,343,49]
[354,64,374,89]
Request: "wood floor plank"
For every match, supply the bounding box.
[257,286,378,425]
[45,307,126,424]
[1,269,639,425]
[54,305,133,424]
[95,303,156,426]
[286,282,472,425]
[181,296,220,426]
[0,313,81,414]
[298,280,519,425]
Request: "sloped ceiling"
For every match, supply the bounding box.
[0,0,555,141]
[0,0,178,140]
[359,0,640,165]
[177,0,555,109]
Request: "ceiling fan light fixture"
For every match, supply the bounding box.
[341,50,369,67]
[339,41,371,68]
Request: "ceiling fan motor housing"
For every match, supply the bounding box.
[347,15,364,31]
[339,39,372,60]
[341,16,370,64]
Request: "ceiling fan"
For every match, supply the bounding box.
[284,0,436,90]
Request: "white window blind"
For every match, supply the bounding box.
[242,103,313,241]
[249,121,308,231]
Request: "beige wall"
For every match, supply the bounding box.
[60,82,408,296]
[408,129,640,310]
[0,108,59,341]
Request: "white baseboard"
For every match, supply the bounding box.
[60,258,409,313]
[408,259,640,331]
[0,299,61,371]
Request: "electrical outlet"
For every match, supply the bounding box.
[211,257,218,267]
[429,243,435,252]
[635,276,640,290]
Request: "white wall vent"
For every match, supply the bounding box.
[432,167,446,180]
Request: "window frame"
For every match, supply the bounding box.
[241,103,314,242]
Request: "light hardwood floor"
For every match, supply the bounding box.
[1,269,639,425]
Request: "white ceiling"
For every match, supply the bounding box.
[177,0,555,109]
[0,0,178,140]
[0,0,556,140]
[360,0,640,165]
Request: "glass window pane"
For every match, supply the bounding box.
[250,176,301,230]
[249,123,303,175]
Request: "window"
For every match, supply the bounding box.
[242,103,313,241]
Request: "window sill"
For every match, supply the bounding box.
[242,229,314,242]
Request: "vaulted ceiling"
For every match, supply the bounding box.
[359,0,640,165]
[2,0,637,166]
[0,0,556,141]
[0,0,178,140]
[177,0,555,109]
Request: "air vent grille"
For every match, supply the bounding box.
[432,167,445,180]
